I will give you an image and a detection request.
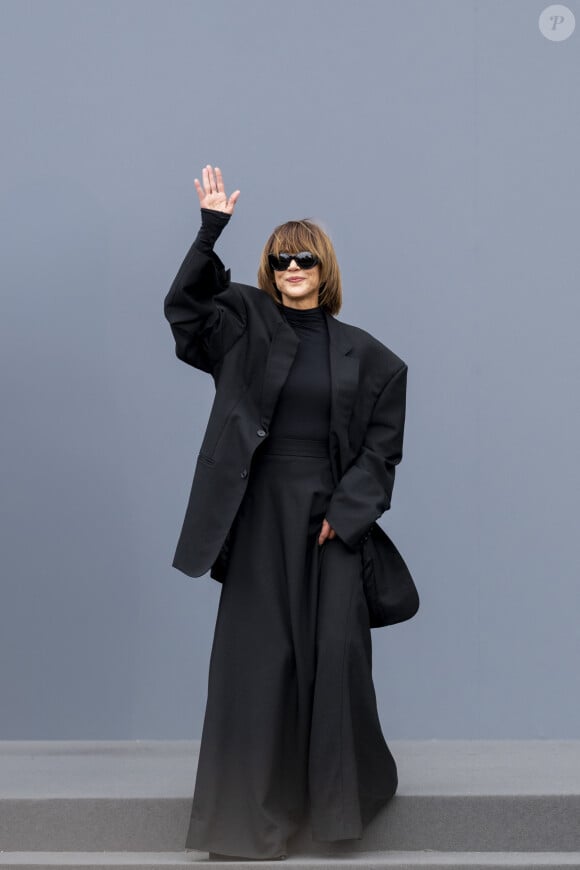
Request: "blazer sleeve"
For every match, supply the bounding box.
[324,362,408,551]
[163,240,247,374]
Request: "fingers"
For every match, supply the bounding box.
[193,177,204,203]
[318,519,336,545]
[228,189,241,210]
[208,164,218,192]
[202,164,215,194]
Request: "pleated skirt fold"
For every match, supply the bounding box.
[185,435,397,859]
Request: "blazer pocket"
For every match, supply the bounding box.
[203,381,250,459]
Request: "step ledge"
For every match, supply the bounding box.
[2,742,580,800]
[2,851,580,867]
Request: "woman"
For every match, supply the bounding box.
[164,165,409,861]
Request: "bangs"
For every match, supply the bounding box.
[269,221,322,258]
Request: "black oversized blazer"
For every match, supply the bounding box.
[164,236,412,589]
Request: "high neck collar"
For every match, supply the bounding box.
[280,303,324,318]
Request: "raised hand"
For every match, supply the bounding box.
[194,164,240,215]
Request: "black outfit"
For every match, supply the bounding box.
[184,209,398,859]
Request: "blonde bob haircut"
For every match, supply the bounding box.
[257,218,342,316]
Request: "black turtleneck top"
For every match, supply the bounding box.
[194,208,331,441]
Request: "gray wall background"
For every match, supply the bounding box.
[1,0,578,739]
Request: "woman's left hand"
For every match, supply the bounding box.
[318,518,337,546]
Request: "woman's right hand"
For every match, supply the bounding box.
[194,164,240,215]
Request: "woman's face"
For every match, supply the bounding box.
[272,256,322,309]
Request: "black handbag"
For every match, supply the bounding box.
[360,521,419,628]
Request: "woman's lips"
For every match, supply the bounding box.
[287,278,303,283]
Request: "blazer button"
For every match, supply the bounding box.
[256,428,267,437]
[240,468,248,478]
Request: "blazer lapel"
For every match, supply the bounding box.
[324,310,360,483]
[258,318,300,429]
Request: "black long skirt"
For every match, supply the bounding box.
[185,435,398,859]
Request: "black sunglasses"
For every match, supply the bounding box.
[268,251,320,271]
